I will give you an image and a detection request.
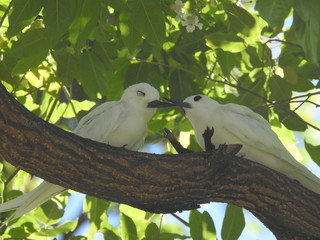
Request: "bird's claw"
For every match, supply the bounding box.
[202,126,215,152]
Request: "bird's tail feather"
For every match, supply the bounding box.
[0,181,65,222]
[277,158,320,195]
[294,168,320,195]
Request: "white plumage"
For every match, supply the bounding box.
[172,94,320,194]
[0,82,167,222]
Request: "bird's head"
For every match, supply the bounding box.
[164,95,218,119]
[121,82,173,120]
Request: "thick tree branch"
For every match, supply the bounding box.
[0,83,319,239]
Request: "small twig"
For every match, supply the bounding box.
[170,213,189,227]
[264,39,303,49]
[272,91,320,107]
[61,85,79,123]
[219,74,270,104]
[163,128,193,154]
[4,168,20,187]
[291,100,320,107]
[254,92,320,111]
[0,0,15,29]
[44,98,59,122]
[62,212,88,240]
[158,214,163,240]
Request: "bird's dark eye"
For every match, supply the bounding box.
[137,90,146,96]
[194,96,202,102]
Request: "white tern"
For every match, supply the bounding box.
[0,82,171,222]
[167,94,320,194]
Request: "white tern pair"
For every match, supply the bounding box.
[1,86,319,222]
[166,94,320,194]
[0,82,171,222]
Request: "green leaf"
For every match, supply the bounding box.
[145,222,160,240]
[169,70,201,101]
[12,50,48,75]
[35,220,78,237]
[120,213,138,240]
[222,2,260,40]
[297,61,319,81]
[7,0,43,37]
[7,222,34,238]
[175,31,207,55]
[189,210,203,240]
[216,49,241,77]
[282,67,298,85]
[305,141,320,167]
[34,200,64,225]
[202,211,216,240]
[69,237,88,240]
[255,0,293,29]
[189,210,216,240]
[278,46,316,91]
[119,204,146,222]
[221,204,245,240]
[68,0,101,51]
[276,108,307,132]
[268,75,292,101]
[99,212,121,240]
[119,11,142,53]
[101,229,121,240]
[58,100,95,119]
[91,41,117,72]
[128,0,165,47]
[147,115,168,134]
[159,232,190,240]
[108,0,127,10]
[293,0,320,66]
[237,73,266,109]
[43,0,76,45]
[77,50,109,98]
[11,29,50,58]
[206,32,246,53]
[119,204,151,239]
[84,195,109,229]
[124,62,160,88]
[56,52,77,86]
[104,59,129,99]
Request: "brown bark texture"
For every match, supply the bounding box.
[0,83,319,239]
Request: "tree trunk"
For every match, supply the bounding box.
[0,83,319,239]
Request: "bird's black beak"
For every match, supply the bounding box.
[163,98,192,108]
[147,100,175,108]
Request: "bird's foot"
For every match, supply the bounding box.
[202,126,215,152]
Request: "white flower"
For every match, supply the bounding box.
[171,0,185,18]
[181,14,203,32]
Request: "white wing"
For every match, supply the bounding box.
[216,103,320,194]
[75,101,146,150]
[219,103,289,160]
[74,101,125,144]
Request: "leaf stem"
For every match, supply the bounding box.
[0,0,15,29]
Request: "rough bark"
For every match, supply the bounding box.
[0,83,319,239]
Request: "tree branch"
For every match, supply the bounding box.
[0,83,319,239]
